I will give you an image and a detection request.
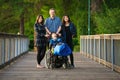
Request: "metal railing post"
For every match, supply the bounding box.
[94,37,96,60]
[2,38,5,64]
[104,35,106,66]
[111,37,114,71]
[99,38,101,63]
[80,38,81,53]
[89,38,91,57]
[0,39,2,65]
[87,37,88,57]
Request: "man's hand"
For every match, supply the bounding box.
[56,33,61,37]
[45,34,50,38]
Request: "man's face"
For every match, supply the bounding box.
[49,10,55,17]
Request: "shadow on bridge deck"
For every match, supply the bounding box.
[0,52,120,80]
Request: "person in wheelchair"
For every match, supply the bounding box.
[49,33,62,50]
[47,33,71,68]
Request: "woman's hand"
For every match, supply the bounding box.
[72,34,76,38]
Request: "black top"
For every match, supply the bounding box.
[34,23,47,47]
[65,26,73,50]
[61,22,76,51]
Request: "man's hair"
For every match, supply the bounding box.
[49,8,55,12]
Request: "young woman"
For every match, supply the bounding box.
[61,15,76,68]
[34,15,48,68]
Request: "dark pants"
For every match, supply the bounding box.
[68,43,74,66]
[37,46,46,65]
[70,52,74,65]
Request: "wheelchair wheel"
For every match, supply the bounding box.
[63,61,71,69]
[45,49,51,69]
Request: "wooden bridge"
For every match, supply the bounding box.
[0,33,120,80]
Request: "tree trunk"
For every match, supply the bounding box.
[62,0,71,14]
[91,0,103,13]
[20,13,24,35]
[34,31,37,52]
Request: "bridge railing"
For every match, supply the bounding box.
[80,34,120,73]
[0,33,29,68]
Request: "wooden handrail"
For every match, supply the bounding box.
[0,32,27,38]
[80,34,120,39]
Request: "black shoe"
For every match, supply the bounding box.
[70,64,75,68]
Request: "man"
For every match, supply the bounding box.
[45,8,61,35]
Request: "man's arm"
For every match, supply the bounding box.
[45,18,51,35]
[56,17,62,34]
[56,26,61,34]
[45,27,51,35]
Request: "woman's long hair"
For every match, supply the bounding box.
[35,14,44,25]
[62,15,71,25]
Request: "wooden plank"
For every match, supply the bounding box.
[81,52,120,73]
[0,52,120,80]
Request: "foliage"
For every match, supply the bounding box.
[93,0,120,34]
[0,0,120,51]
